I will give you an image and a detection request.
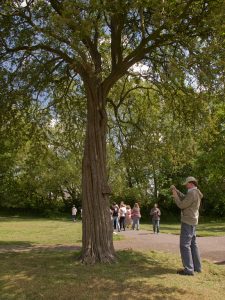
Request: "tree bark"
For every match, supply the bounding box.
[81,81,116,264]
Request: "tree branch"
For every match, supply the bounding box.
[82,36,102,75]
[4,43,87,76]
[110,13,124,71]
[19,10,72,48]
[49,0,63,16]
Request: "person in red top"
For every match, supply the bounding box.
[125,205,132,229]
[131,203,141,230]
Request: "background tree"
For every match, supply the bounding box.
[194,100,225,216]
[107,74,207,215]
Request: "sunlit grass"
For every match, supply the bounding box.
[141,221,225,237]
[0,250,225,300]
[0,217,82,246]
[0,217,122,248]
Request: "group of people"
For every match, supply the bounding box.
[110,201,161,234]
[110,202,141,231]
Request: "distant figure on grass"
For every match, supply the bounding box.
[119,203,127,231]
[171,176,203,276]
[125,205,132,229]
[72,205,77,222]
[150,203,161,234]
[112,202,120,232]
[131,203,141,230]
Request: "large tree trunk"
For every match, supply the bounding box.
[81,82,116,264]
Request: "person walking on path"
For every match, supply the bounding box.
[131,203,141,230]
[72,205,77,222]
[119,203,127,231]
[150,203,161,234]
[112,202,120,232]
[125,205,132,229]
[171,176,203,276]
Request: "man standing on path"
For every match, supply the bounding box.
[150,203,161,234]
[171,176,203,276]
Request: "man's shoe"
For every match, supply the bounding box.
[177,269,194,276]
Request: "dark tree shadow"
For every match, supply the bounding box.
[0,241,33,253]
[0,249,197,300]
[0,241,82,253]
[0,241,32,246]
[138,233,151,236]
[0,216,79,223]
[198,226,225,233]
[215,260,225,265]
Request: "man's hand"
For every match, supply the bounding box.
[170,185,178,198]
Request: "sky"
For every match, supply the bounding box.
[18,0,28,7]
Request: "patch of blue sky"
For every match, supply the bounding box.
[15,0,28,8]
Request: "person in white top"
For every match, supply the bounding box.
[119,204,127,231]
[72,205,77,222]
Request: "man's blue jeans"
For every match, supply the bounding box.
[152,219,160,233]
[180,222,201,274]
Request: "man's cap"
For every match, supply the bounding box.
[183,176,198,185]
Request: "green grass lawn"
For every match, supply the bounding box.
[0,217,122,248]
[1,217,225,299]
[0,217,82,246]
[0,250,225,300]
[141,221,225,237]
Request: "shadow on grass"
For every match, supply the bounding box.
[215,260,225,265]
[0,216,76,223]
[0,216,44,222]
[0,249,194,300]
[0,241,32,247]
[198,226,225,233]
[138,233,151,236]
[159,226,180,234]
[0,240,82,253]
[0,241,34,253]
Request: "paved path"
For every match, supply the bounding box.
[114,230,225,265]
[1,230,225,265]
